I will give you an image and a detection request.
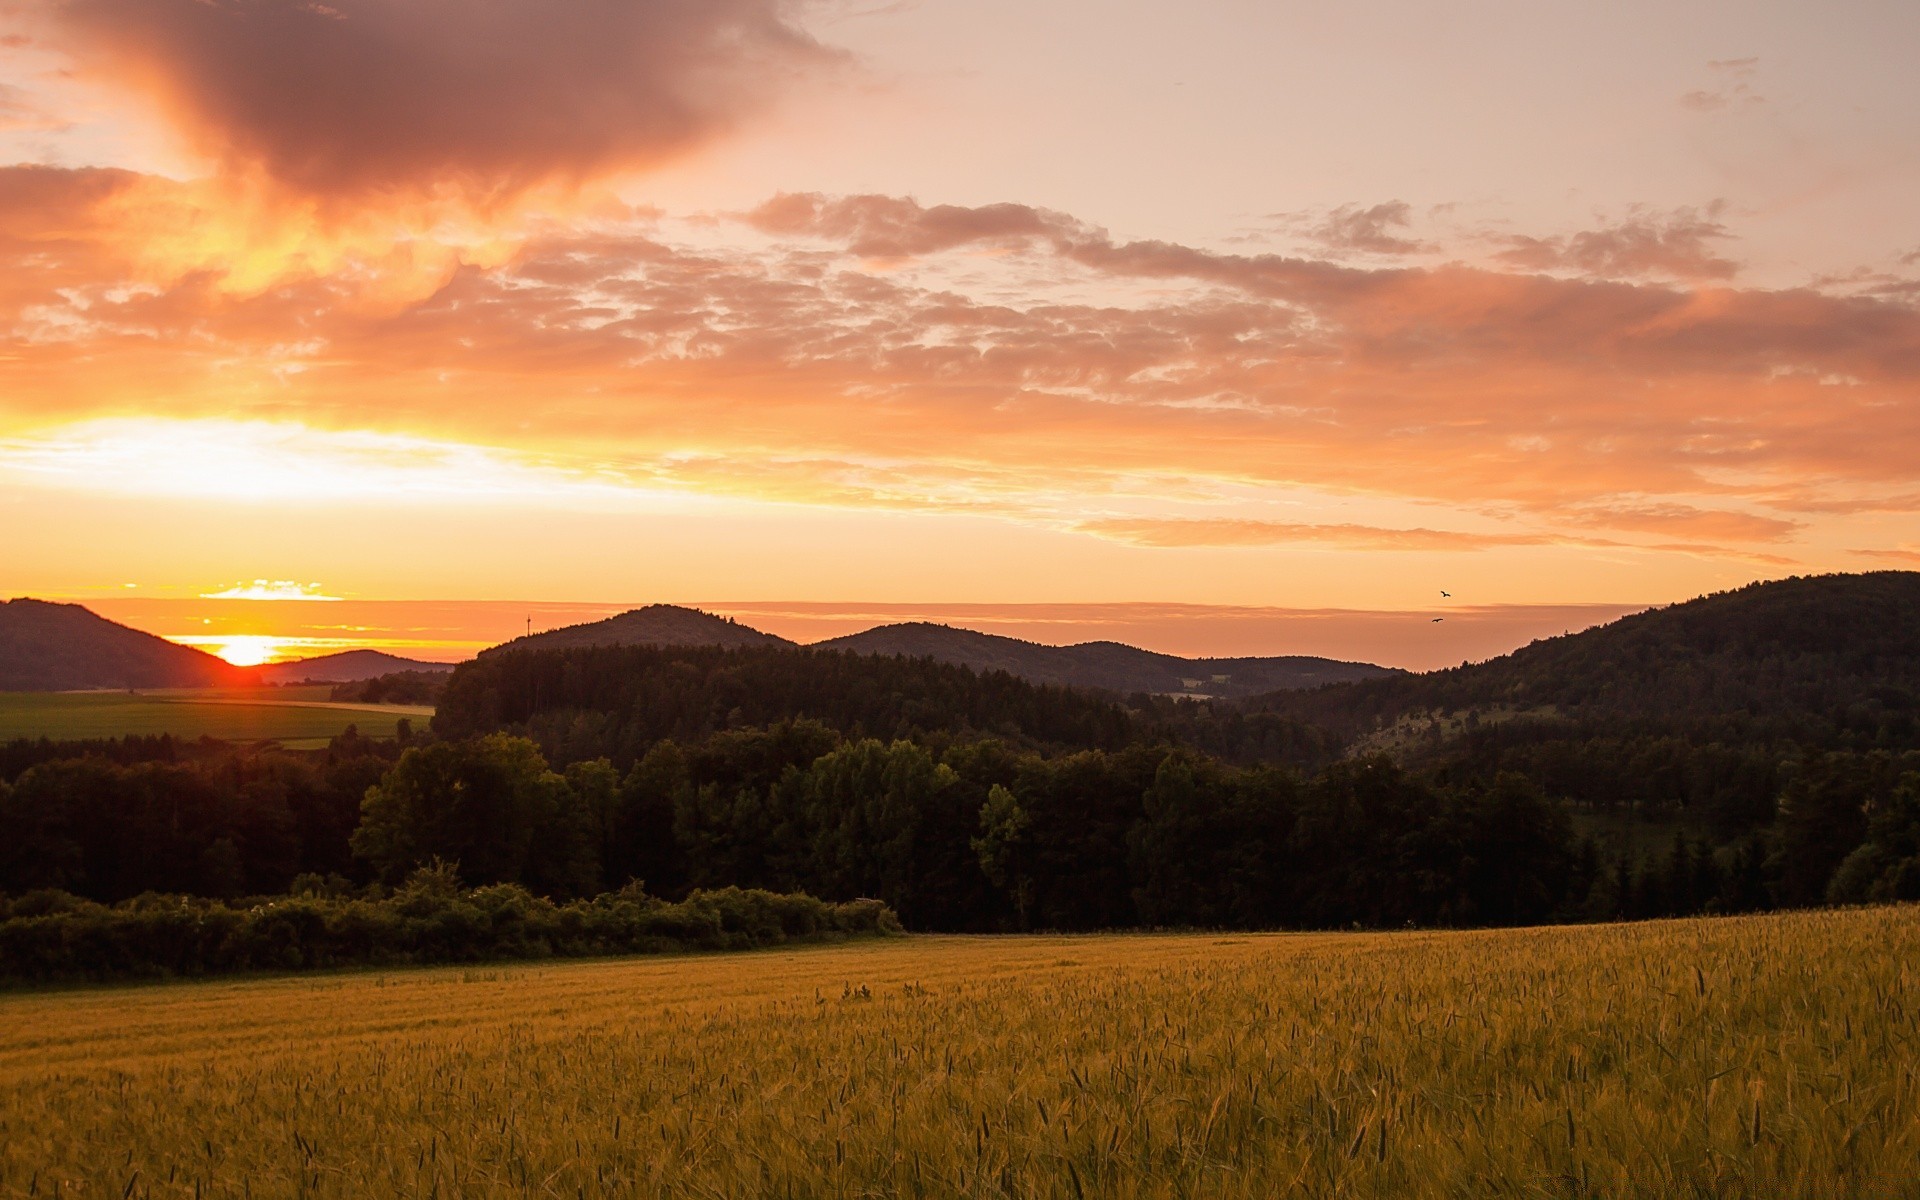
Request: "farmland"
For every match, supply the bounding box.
[0,688,432,748]
[3,905,1916,1198]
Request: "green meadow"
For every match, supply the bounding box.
[0,688,432,748]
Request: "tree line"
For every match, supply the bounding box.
[5,717,1915,936]
[8,618,1920,945]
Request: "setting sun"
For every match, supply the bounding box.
[207,636,283,668]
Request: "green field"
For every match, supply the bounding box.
[0,688,434,748]
[2,906,1915,1198]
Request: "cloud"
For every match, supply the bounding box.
[1564,502,1802,543]
[201,580,340,601]
[1301,202,1427,256]
[1077,518,1554,551]
[1681,57,1764,112]
[1496,206,1739,281]
[0,83,66,132]
[10,176,1920,569]
[51,0,837,203]
[744,192,1069,258]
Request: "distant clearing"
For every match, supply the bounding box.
[2,906,1915,1197]
[0,688,432,747]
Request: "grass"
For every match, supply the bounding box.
[1,906,1916,1197]
[0,688,433,748]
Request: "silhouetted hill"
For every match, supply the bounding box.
[436,643,1137,759]
[817,622,1396,697]
[481,605,794,657]
[1256,572,1920,742]
[0,598,254,691]
[259,650,456,684]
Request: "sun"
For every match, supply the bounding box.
[213,636,282,667]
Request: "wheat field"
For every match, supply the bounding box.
[2,907,1916,1198]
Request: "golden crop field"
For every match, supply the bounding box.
[2,906,1916,1199]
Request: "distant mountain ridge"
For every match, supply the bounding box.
[258,650,456,685]
[479,606,1396,697]
[816,622,1397,697]
[0,598,254,691]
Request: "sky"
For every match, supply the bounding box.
[1,0,1918,665]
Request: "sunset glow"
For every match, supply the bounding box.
[197,635,283,668]
[4,0,1919,650]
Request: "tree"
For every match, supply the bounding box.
[1827,772,1920,903]
[353,734,596,896]
[1128,755,1239,927]
[797,739,958,922]
[1458,773,1574,925]
[1769,753,1882,906]
[973,784,1033,930]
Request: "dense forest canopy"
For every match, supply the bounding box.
[5,572,1919,939]
[1253,572,1920,740]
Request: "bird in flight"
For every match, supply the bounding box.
[1440,590,1451,597]
[1432,617,1445,623]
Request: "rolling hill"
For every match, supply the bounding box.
[481,605,795,657]
[477,606,1392,697]
[0,597,255,691]
[1256,571,1920,739]
[258,650,456,684]
[816,622,1396,697]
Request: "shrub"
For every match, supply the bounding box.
[0,884,901,986]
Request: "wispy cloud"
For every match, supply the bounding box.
[1494,205,1739,281]
[7,176,1920,569]
[200,580,341,602]
[1681,57,1765,112]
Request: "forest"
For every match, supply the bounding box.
[4,627,1918,951]
[5,574,1919,963]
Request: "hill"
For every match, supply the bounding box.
[481,605,795,656]
[434,642,1136,759]
[0,598,253,691]
[818,622,1396,697]
[258,650,456,685]
[1257,572,1920,741]
[480,607,1393,698]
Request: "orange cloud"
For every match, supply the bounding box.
[1563,502,1803,543]
[1495,206,1739,281]
[52,0,836,206]
[7,177,1920,574]
[1078,519,1555,551]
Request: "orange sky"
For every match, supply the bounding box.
[3,0,1919,657]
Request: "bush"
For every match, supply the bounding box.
[0,882,900,986]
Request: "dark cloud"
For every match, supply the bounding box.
[1496,206,1739,281]
[54,0,837,201]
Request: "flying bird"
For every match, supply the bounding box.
[1440,590,1451,597]
[1432,617,1445,623]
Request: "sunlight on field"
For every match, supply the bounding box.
[0,690,432,747]
[1,907,1915,1198]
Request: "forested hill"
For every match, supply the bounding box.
[0,598,254,691]
[259,650,454,684]
[483,605,794,656]
[1257,572,1920,742]
[434,643,1143,761]
[816,623,1395,698]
